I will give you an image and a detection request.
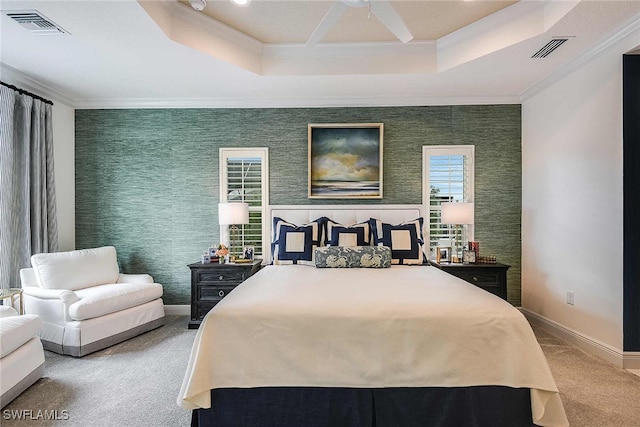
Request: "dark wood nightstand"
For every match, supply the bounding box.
[431,261,510,301]
[187,260,262,329]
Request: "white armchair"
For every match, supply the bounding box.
[20,246,165,357]
[0,306,44,408]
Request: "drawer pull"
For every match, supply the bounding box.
[218,275,224,281]
[472,276,478,282]
[218,290,225,297]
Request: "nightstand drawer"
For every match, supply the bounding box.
[454,270,500,286]
[199,270,246,283]
[198,285,237,301]
[197,301,217,320]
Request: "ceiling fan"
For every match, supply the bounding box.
[306,0,413,47]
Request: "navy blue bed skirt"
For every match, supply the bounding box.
[191,386,535,427]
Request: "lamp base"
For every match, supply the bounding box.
[452,224,463,263]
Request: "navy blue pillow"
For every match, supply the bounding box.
[369,217,425,265]
[326,219,371,247]
[271,217,326,266]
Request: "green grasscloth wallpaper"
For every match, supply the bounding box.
[75,105,521,305]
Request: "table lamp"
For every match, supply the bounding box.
[441,201,474,263]
[218,202,249,260]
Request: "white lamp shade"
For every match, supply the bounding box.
[218,202,249,225]
[441,202,474,225]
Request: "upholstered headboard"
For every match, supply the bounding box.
[266,204,424,263]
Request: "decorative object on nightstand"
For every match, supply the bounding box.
[216,244,229,264]
[188,259,261,329]
[433,261,510,301]
[441,201,474,263]
[462,249,477,264]
[477,255,497,264]
[207,246,220,263]
[468,241,480,258]
[436,246,451,263]
[219,202,249,260]
[243,245,255,261]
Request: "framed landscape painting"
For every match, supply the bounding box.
[308,123,383,199]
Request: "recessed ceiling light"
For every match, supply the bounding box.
[189,0,206,11]
[231,0,250,7]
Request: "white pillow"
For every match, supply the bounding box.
[31,246,120,290]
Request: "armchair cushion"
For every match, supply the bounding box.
[22,286,78,302]
[0,306,18,318]
[0,314,42,358]
[118,273,153,284]
[70,282,163,321]
[31,246,119,290]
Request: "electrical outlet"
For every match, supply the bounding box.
[567,291,575,305]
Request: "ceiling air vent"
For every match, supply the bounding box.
[531,38,568,58]
[5,11,68,35]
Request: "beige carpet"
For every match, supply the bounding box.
[532,324,640,426]
[2,315,639,426]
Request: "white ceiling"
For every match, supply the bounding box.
[181,0,517,43]
[0,0,638,108]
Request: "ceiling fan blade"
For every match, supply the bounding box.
[370,1,413,43]
[306,2,348,47]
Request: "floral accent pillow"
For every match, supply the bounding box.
[315,246,391,268]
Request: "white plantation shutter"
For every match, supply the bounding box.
[220,148,269,259]
[422,146,474,258]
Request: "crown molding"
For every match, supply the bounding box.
[0,63,76,107]
[72,95,520,109]
[520,12,640,101]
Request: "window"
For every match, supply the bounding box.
[422,146,474,259]
[220,148,269,259]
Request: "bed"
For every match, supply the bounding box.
[179,205,568,427]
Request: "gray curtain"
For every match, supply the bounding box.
[0,85,57,290]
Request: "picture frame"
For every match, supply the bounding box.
[462,249,477,264]
[436,246,451,263]
[243,245,255,261]
[308,123,383,199]
[468,241,480,257]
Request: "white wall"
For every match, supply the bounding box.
[52,102,75,251]
[522,30,639,352]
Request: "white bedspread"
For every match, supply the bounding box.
[179,265,568,427]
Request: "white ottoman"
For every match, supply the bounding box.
[0,306,45,408]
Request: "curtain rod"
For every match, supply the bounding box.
[0,81,54,106]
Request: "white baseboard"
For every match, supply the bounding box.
[519,308,634,369]
[624,352,640,370]
[164,305,190,316]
